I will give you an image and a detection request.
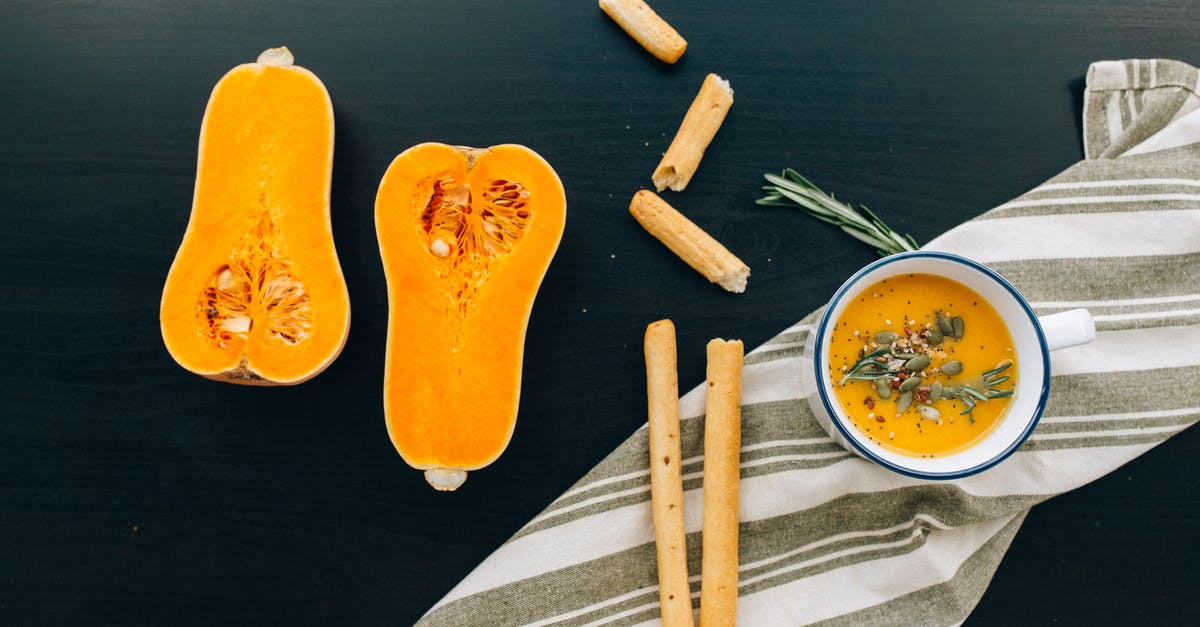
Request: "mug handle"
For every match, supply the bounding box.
[1038,308,1096,351]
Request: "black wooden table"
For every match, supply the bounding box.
[2,1,1195,624]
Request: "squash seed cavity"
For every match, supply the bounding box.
[420,177,531,259]
[418,176,532,306]
[198,214,313,347]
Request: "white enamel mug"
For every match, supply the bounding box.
[802,251,1096,479]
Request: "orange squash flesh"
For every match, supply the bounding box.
[375,143,566,490]
[160,47,350,385]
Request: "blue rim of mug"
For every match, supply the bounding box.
[813,251,1051,480]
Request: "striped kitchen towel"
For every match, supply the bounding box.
[419,59,1200,626]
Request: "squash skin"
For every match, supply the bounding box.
[375,143,566,490]
[160,47,350,385]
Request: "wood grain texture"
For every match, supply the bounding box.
[0,1,1195,625]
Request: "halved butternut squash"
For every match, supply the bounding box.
[160,47,350,385]
[375,143,566,490]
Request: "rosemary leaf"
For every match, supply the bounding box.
[961,385,990,402]
[982,361,1013,380]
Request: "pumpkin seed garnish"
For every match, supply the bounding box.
[897,391,914,412]
[936,312,953,336]
[904,355,931,372]
[836,308,1018,430]
[874,378,892,400]
[874,331,899,344]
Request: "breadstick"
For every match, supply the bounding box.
[629,190,749,293]
[598,0,687,64]
[644,320,695,627]
[700,338,743,627]
[653,74,734,192]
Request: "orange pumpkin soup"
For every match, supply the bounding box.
[828,273,1017,457]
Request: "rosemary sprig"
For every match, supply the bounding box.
[955,360,1015,414]
[757,168,919,256]
[838,347,893,385]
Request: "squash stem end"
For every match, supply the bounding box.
[257,46,295,67]
[425,468,468,491]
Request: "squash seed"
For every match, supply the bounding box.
[874,331,899,344]
[918,405,941,420]
[951,316,964,340]
[930,381,943,401]
[936,312,953,336]
[904,355,931,372]
[925,328,944,345]
[897,391,913,412]
[874,378,892,400]
[941,360,963,376]
[430,238,451,258]
[899,377,922,392]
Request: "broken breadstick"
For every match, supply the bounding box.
[599,0,687,64]
[700,338,743,627]
[653,73,734,192]
[644,320,695,627]
[629,189,749,293]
